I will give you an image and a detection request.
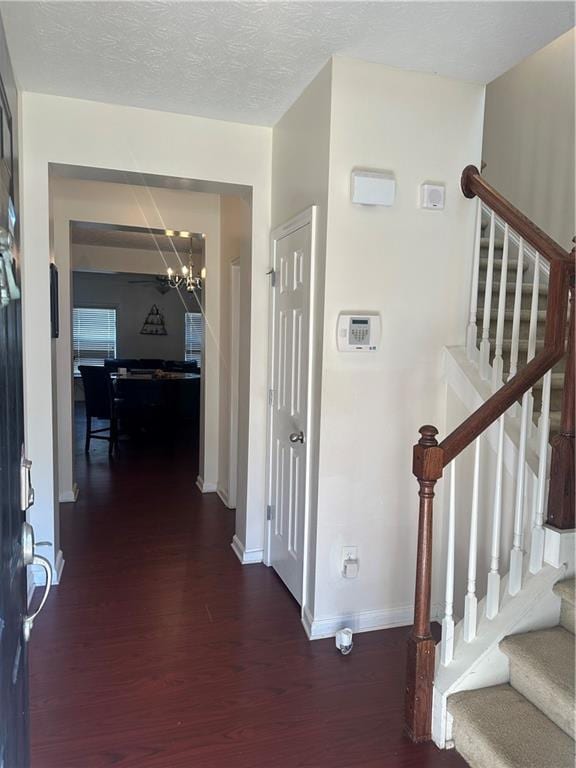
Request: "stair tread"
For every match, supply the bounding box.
[479,256,521,267]
[554,579,576,608]
[500,627,575,696]
[500,627,575,738]
[478,282,549,297]
[532,373,565,389]
[448,684,575,768]
[480,237,505,248]
[478,309,546,321]
[493,373,564,390]
[479,280,548,291]
[500,338,544,350]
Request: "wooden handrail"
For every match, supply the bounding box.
[405,167,575,744]
[461,165,573,266]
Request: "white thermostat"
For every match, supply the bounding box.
[337,312,381,352]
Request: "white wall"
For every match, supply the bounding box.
[218,194,251,510]
[51,176,220,502]
[483,29,575,250]
[311,58,485,633]
[20,93,271,578]
[271,60,332,616]
[73,271,198,361]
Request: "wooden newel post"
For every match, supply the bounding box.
[547,258,575,530]
[405,425,445,743]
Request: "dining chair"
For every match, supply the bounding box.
[78,366,120,455]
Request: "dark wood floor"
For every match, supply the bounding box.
[30,416,467,767]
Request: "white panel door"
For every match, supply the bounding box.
[268,214,314,604]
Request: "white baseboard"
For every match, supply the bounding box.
[59,483,79,503]
[196,476,217,494]
[217,485,233,508]
[231,535,263,565]
[302,602,444,640]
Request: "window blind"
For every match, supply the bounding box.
[185,312,203,365]
[73,307,117,372]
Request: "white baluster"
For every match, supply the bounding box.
[464,438,481,642]
[441,462,456,666]
[509,390,530,595]
[529,370,552,574]
[491,225,509,391]
[486,415,505,619]
[466,200,483,362]
[526,254,541,432]
[479,212,496,380]
[507,238,524,417]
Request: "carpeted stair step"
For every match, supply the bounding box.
[500,627,575,739]
[479,256,523,275]
[477,309,547,344]
[554,579,576,634]
[448,684,575,768]
[501,337,545,356]
[479,309,547,323]
[531,374,566,417]
[498,338,567,374]
[478,281,548,311]
[549,410,562,434]
[480,236,505,250]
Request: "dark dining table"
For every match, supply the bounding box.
[111,371,201,426]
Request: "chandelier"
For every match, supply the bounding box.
[160,233,205,292]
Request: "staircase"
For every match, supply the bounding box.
[448,579,575,768]
[404,166,575,761]
[475,218,568,435]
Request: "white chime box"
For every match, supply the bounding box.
[420,182,446,210]
[351,169,396,206]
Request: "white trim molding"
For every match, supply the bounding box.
[196,476,217,494]
[231,535,263,565]
[59,482,79,503]
[217,485,234,509]
[302,603,444,641]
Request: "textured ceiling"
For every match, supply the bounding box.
[1,1,574,126]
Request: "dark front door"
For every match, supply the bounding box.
[0,30,29,768]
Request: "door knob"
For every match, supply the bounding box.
[21,522,52,642]
[289,431,305,444]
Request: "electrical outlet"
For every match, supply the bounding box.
[342,546,357,562]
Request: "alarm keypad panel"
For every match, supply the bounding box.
[349,318,370,345]
[337,312,381,352]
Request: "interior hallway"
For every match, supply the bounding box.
[29,422,466,768]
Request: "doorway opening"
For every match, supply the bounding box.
[48,165,253,565]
